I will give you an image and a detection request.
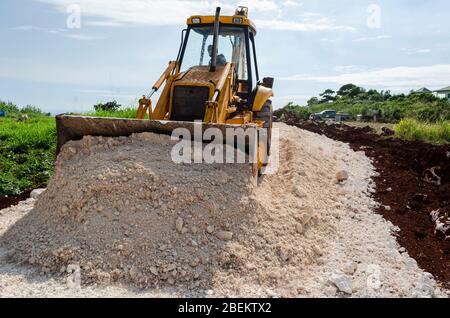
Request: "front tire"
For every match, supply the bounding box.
[254,100,273,166]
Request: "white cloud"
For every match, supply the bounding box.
[320,37,339,43]
[274,94,310,100]
[47,28,67,34]
[283,0,302,7]
[78,89,136,99]
[254,19,355,32]
[333,65,369,73]
[354,35,392,41]
[11,25,69,34]
[237,0,278,12]
[300,12,322,18]
[35,0,354,32]
[415,49,432,54]
[78,89,115,94]
[272,94,310,108]
[402,48,432,55]
[0,57,148,87]
[279,64,450,90]
[86,20,125,27]
[35,0,255,26]
[11,23,99,41]
[11,25,41,31]
[63,34,100,41]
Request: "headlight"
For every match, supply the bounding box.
[233,17,243,24]
[192,17,201,24]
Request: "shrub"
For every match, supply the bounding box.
[0,101,20,115]
[274,103,311,121]
[85,107,145,119]
[395,119,450,144]
[94,101,121,112]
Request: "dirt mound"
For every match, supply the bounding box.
[0,133,261,288]
[0,130,330,291]
[284,119,450,287]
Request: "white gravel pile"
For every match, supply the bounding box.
[0,123,447,298]
[1,132,259,289]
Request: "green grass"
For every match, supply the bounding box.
[395,119,450,144]
[0,101,147,196]
[84,107,148,119]
[0,117,56,195]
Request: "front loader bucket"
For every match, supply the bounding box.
[55,115,260,172]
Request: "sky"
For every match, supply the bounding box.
[0,0,449,114]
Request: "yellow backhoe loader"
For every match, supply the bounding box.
[56,7,274,172]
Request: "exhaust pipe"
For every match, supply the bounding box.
[209,7,221,72]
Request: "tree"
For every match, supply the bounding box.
[0,101,19,114]
[319,89,336,103]
[366,89,383,102]
[337,84,364,98]
[381,90,392,100]
[307,97,320,107]
[21,105,44,115]
[94,101,121,112]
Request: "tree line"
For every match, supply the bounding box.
[275,84,450,123]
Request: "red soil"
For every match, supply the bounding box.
[0,191,32,210]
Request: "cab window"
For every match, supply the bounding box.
[181,25,247,80]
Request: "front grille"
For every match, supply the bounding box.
[171,86,210,122]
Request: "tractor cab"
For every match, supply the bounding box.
[176,7,270,111]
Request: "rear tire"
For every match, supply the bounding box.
[254,100,273,165]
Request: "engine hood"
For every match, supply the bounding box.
[174,65,228,87]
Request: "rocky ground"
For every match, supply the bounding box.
[0,123,447,298]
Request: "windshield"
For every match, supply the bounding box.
[181,25,247,80]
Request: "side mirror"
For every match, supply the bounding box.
[261,77,274,89]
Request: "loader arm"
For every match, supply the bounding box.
[204,62,233,123]
[136,61,179,120]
